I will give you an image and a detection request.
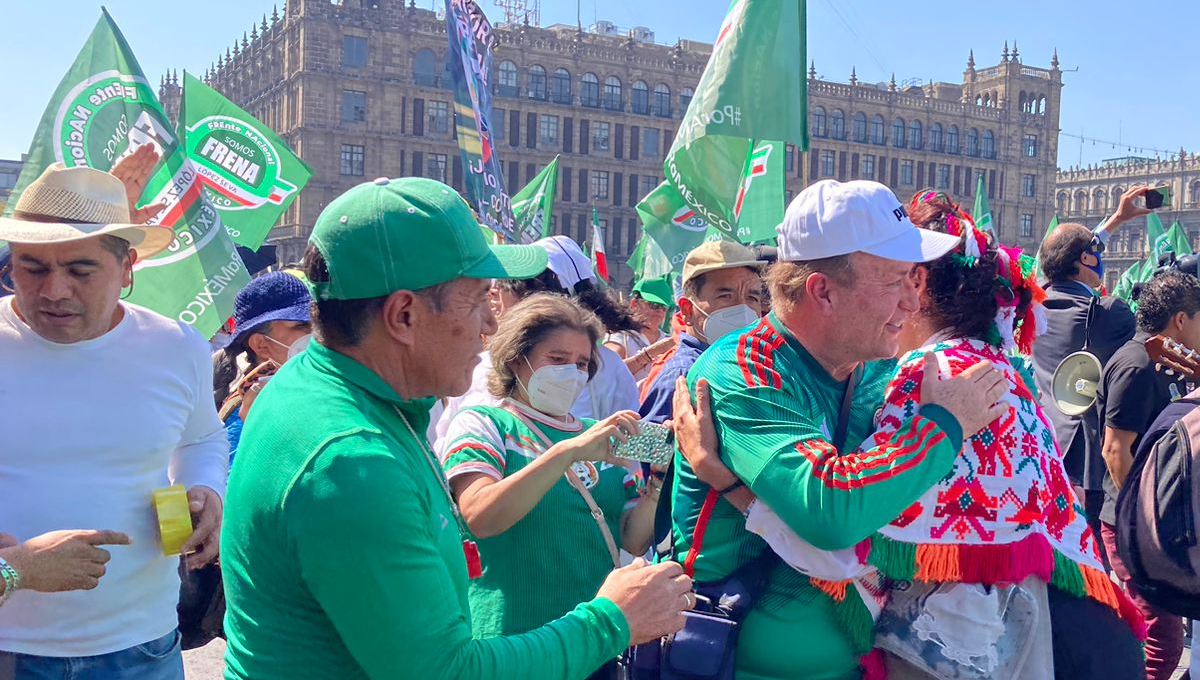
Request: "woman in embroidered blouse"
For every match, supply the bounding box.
[677,191,1145,680]
[438,294,659,678]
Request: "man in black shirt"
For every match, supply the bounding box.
[1096,269,1200,680]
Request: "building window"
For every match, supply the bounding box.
[900,159,914,185]
[811,107,827,137]
[641,175,657,198]
[581,73,600,107]
[785,145,795,172]
[946,125,960,154]
[1024,134,1038,158]
[680,87,694,109]
[428,100,449,133]
[493,109,505,139]
[653,84,671,117]
[593,121,611,151]
[930,123,943,152]
[831,110,846,140]
[528,65,547,100]
[1093,189,1107,212]
[631,80,649,115]
[590,170,610,200]
[413,48,438,86]
[341,90,367,122]
[936,164,950,189]
[497,60,519,96]
[1190,181,1200,205]
[603,76,623,111]
[1056,191,1069,214]
[1022,174,1036,198]
[966,128,980,157]
[551,68,572,104]
[871,115,885,145]
[909,120,922,150]
[982,130,995,159]
[539,114,558,145]
[861,154,876,180]
[852,112,867,143]
[643,128,661,157]
[892,118,906,148]
[339,144,364,176]
[821,150,836,176]
[342,35,368,68]
[1020,213,1034,238]
[426,153,448,183]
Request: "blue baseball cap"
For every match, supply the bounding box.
[230,271,311,347]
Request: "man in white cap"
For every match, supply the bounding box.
[0,161,229,679]
[667,180,1007,680]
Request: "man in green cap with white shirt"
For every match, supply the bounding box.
[220,177,693,680]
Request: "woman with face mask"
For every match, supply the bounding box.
[439,294,660,680]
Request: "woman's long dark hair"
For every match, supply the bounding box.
[498,270,639,334]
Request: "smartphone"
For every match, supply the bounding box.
[612,421,675,465]
[1145,186,1172,210]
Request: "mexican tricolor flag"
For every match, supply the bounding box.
[591,205,609,281]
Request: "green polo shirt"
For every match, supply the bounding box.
[672,314,962,680]
[221,340,630,680]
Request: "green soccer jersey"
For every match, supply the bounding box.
[441,399,639,637]
[672,314,963,680]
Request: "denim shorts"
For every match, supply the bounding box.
[0,629,183,680]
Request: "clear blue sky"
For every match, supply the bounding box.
[3,0,1195,169]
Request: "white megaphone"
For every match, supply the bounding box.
[1052,350,1103,416]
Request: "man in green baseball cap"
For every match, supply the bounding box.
[221,177,692,680]
[605,275,676,381]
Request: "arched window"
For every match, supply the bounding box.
[528,65,547,100]
[580,72,600,107]
[1191,182,1200,205]
[892,117,906,148]
[1056,191,1069,214]
[870,114,885,144]
[1074,190,1089,214]
[947,125,960,154]
[811,106,827,137]
[975,95,983,107]
[496,59,518,96]
[631,80,649,114]
[1112,187,1125,210]
[966,128,979,157]
[1093,189,1107,213]
[982,130,995,158]
[551,67,571,103]
[414,48,439,86]
[603,76,623,110]
[1019,91,1028,113]
[680,87,694,109]
[653,83,671,117]
[831,110,846,139]
[852,112,867,142]
[930,123,943,152]
[909,120,922,149]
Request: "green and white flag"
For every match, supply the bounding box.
[1167,220,1193,257]
[1113,263,1137,301]
[511,156,558,242]
[1148,212,1170,264]
[181,72,311,250]
[637,181,723,273]
[972,173,993,234]
[1034,213,1059,278]
[9,10,248,338]
[627,234,674,284]
[663,0,805,241]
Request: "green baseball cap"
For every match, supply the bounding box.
[632,276,674,309]
[308,177,548,301]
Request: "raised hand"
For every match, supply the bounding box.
[110,143,168,224]
[919,352,1009,439]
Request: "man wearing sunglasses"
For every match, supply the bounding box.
[1031,185,1151,543]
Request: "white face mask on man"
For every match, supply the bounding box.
[694,303,759,343]
[517,358,589,416]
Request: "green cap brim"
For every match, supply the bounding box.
[638,291,673,308]
[462,243,549,280]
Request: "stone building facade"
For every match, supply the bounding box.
[1055,154,1200,289]
[164,0,1060,285]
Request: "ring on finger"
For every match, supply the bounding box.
[682,591,696,611]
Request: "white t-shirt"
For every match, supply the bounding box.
[434,345,639,452]
[0,300,229,656]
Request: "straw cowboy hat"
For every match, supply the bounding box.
[0,163,174,259]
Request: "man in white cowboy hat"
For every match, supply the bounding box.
[0,161,229,680]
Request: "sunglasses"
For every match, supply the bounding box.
[1088,236,1106,255]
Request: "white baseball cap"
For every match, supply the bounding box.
[534,235,595,292]
[776,180,959,263]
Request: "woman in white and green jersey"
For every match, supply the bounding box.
[439,294,660,677]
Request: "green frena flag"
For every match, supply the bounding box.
[8,10,248,338]
[627,234,674,285]
[182,72,312,250]
[663,0,804,242]
[1147,212,1169,264]
[637,181,723,273]
[972,173,993,234]
[1167,220,1193,256]
[510,156,558,242]
[1034,213,1059,278]
[1113,264,1135,301]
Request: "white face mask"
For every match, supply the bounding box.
[286,333,313,359]
[696,303,759,343]
[519,358,589,416]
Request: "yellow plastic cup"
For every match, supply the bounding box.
[153,485,194,556]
